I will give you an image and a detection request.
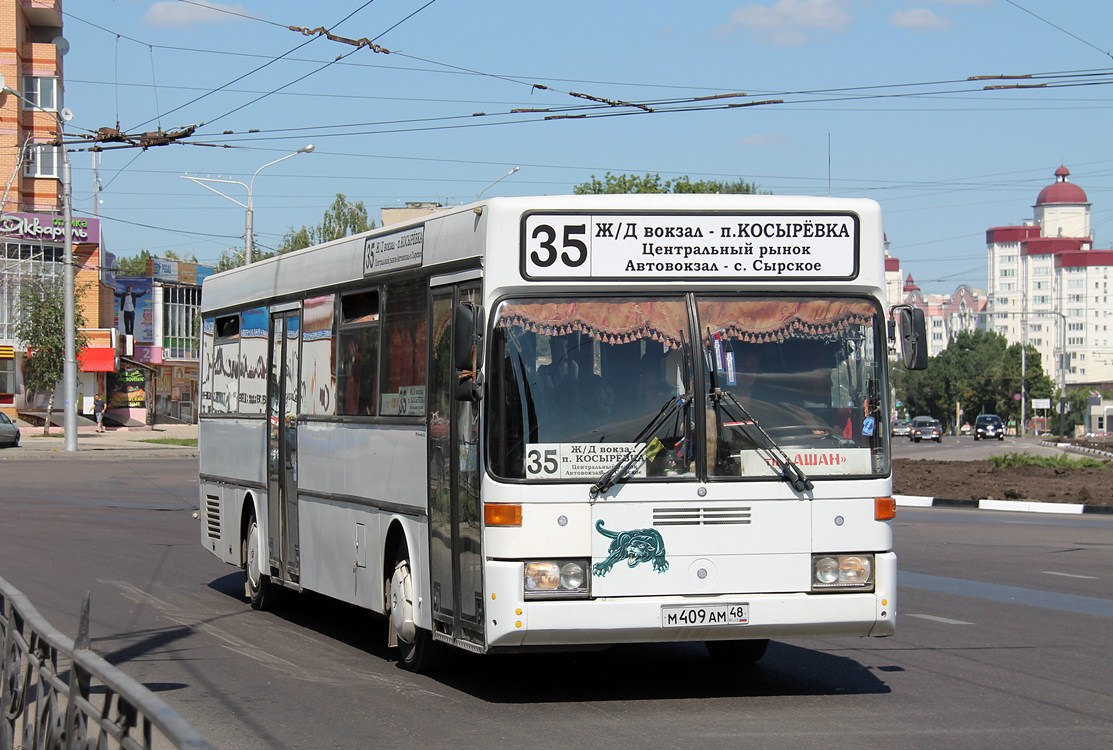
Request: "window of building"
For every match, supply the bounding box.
[337,289,380,416]
[1033,266,1050,276]
[23,142,59,179]
[21,76,57,112]
[162,285,202,359]
[1000,268,1016,278]
[0,357,14,394]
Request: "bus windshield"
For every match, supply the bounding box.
[487,295,888,482]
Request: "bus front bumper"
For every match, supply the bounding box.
[483,552,896,649]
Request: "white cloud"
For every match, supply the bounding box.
[145,1,248,28]
[736,133,790,146]
[891,8,952,30]
[719,0,852,47]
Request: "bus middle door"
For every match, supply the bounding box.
[267,309,302,586]
[428,283,484,649]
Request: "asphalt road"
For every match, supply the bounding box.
[891,433,1071,461]
[2,457,1111,749]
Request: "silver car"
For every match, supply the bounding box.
[0,413,20,448]
[891,419,912,437]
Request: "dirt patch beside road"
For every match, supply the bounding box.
[893,458,1113,507]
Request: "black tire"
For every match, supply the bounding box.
[243,515,272,611]
[706,638,770,664]
[386,541,446,673]
[974,434,980,441]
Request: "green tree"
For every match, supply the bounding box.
[894,329,1054,432]
[573,172,760,195]
[115,250,151,277]
[278,193,374,254]
[116,249,200,276]
[15,276,88,435]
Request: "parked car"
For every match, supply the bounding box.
[0,413,20,448]
[891,419,912,437]
[974,414,1005,441]
[910,416,942,443]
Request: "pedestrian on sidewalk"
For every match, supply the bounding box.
[94,394,106,433]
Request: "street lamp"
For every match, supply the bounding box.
[476,166,520,200]
[989,301,1067,437]
[0,75,79,451]
[182,144,314,264]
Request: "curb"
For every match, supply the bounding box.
[1039,439,1113,460]
[894,494,1113,516]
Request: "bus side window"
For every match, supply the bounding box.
[380,279,428,416]
[337,289,380,416]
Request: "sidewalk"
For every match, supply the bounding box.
[2,422,198,460]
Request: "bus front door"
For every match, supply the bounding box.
[429,284,484,649]
[267,310,301,585]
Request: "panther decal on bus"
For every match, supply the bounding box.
[592,520,669,576]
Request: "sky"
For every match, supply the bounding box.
[52,0,1113,293]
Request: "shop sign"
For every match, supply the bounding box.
[0,212,100,243]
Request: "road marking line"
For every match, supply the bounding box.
[907,613,974,625]
[1042,570,1098,580]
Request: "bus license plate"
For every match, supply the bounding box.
[661,603,749,628]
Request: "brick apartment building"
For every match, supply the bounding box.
[1,1,206,426]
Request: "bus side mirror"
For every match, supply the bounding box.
[893,306,928,370]
[454,302,484,401]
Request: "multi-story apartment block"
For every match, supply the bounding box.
[901,276,987,358]
[2,2,207,426]
[985,166,1113,390]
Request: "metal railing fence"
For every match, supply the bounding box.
[1,575,215,750]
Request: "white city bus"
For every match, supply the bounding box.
[198,194,927,671]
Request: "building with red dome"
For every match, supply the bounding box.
[985,166,1113,399]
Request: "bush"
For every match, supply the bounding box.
[989,452,1105,469]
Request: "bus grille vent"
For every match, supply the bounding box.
[653,506,752,526]
[205,495,221,538]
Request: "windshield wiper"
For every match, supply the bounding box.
[590,395,684,497]
[711,388,814,493]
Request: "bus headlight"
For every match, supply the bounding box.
[523,560,590,599]
[811,554,874,592]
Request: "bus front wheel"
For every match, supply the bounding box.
[244,515,272,610]
[705,638,769,664]
[386,545,443,673]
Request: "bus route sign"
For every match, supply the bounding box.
[521,212,860,281]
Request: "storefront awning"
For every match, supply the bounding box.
[79,347,116,372]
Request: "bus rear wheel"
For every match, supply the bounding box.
[244,515,272,611]
[705,638,770,664]
[386,545,444,673]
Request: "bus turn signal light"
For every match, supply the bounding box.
[875,496,896,521]
[484,503,522,527]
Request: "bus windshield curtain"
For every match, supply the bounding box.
[495,301,688,350]
[699,299,875,343]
